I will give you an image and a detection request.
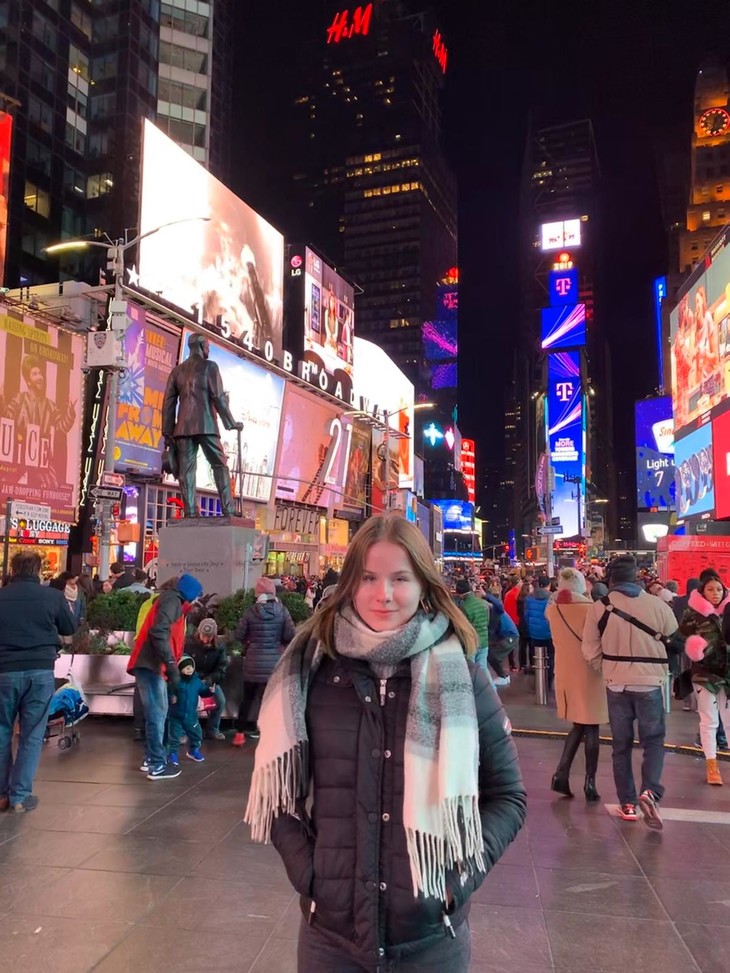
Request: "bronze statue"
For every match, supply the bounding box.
[162,333,243,518]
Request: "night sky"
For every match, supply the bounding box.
[230,0,730,480]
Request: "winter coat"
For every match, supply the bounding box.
[127,588,186,685]
[185,634,228,684]
[236,597,296,683]
[0,575,77,673]
[546,591,608,725]
[458,592,489,648]
[270,651,526,968]
[680,589,730,687]
[485,595,518,640]
[523,589,552,642]
[582,587,678,689]
[169,670,212,725]
[503,585,520,626]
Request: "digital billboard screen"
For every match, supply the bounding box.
[0,112,12,287]
[429,499,474,531]
[431,362,457,389]
[635,396,675,510]
[139,120,284,362]
[540,219,581,252]
[670,230,730,437]
[675,421,714,520]
[548,268,579,306]
[712,406,730,520]
[541,304,586,350]
[115,306,180,474]
[179,331,285,503]
[422,319,457,362]
[303,247,354,378]
[547,351,585,539]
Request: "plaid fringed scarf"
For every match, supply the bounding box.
[244,607,485,903]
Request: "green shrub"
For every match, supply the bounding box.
[86,590,151,634]
[211,587,312,656]
[279,591,312,624]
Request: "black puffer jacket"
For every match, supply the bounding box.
[236,598,296,683]
[270,653,526,969]
[185,635,228,683]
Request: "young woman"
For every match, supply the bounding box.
[245,516,526,973]
[516,580,533,671]
[546,568,608,801]
[680,570,730,785]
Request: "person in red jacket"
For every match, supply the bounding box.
[128,573,203,780]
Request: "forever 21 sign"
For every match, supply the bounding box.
[274,504,320,536]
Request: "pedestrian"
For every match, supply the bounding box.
[582,555,677,829]
[126,569,152,594]
[186,617,229,740]
[672,578,700,625]
[680,569,730,784]
[232,576,296,746]
[524,576,554,685]
[546,567,607,802]
[313,568,339,609]
[454,577,491,676]
[590,581,608,602]
[166,655,213,767]
[0,551,77,812]
[244,515,526,972]
[484,580,519,676]
[516,580,533,670]
[109,560,135,590]
[127,573,204,780]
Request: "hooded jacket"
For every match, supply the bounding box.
[127,587,187,685]
[169,655,213,724]
[236,597,296,683]
[458,591,489,648]
[680,588,730,686]
[523,588,552,642]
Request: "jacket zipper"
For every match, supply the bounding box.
[443,912,456,938]
[379,677,387,707]
[308,900,316,924]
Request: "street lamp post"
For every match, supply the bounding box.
[45,217,209,580]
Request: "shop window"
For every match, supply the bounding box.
[24,181,51,218]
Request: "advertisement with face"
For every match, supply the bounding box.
[712,406,730,520]
[675,421,714,520]
[371,426,400,514]
[304,247,354,378]
[0,112,12,287]
[180,331,285,502]
[353,337,414,489]
[139,120,284,362]
[547,351,585,539]
[429,499,474,531]
[635,396,675,510]
[0,311,83,521]
[343,419,370,516]
[670,234,730,435]
[275,385,351,511]
[115,306,180,473]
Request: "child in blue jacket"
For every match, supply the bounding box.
[167,655,213,766]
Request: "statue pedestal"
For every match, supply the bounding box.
[158,518,267,596]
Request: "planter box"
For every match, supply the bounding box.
[55,651,134,717]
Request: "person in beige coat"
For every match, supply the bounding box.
[546,567,608,802]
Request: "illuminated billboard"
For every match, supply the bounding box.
[670,227,730,436]
[275,385,351,512]
[461,438,475,503]
[541,304,586,350]
[431,362,457,389]
[115,305,180,474]
[675,421,714,520]
[0,112,12,287]
[547,351,585,539]
[548,268,579,306]
[422,319,457,362]
[635,397,675,510]
[540,219,582,252]
[429,499,474,531]
[712,406,730,519]
[179,331,284,503]
[139,120,284,361]
[353,337,414,489]
[303,247,354,373]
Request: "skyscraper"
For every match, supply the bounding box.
[0,0,232,289]
[288,0,457,387]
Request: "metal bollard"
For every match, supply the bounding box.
[534,644,548,706]
[663,671,672,714]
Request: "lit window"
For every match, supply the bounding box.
[702,211,711,221]
[24,181,51,218]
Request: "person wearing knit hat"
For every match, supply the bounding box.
[590,581,609,602]
[546,568,607,802]
[184,617,229,740]
[607,555,638,586]
[166,654,214,766]
[231,577,297,746]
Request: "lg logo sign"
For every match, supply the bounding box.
[556,382,574,402]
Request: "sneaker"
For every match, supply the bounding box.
[169,753,179,768]
[139,760,150,773]
[231,732,245,747]
[147,763,182,781]
[10,795,39,813]
[617,803,638,821]
[639,790,663,831]
[492,676,511,688]
[0,795,9,812]
[206,731,226,741]
[186,748,205,763]
[247,729,260,740]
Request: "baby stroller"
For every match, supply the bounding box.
[45,664,90,750]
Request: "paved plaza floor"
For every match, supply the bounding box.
[2,689,730,972]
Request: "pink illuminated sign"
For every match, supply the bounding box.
[326,4,373,44]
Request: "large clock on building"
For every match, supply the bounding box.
[699,107,730,136]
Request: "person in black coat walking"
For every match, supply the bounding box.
[245,516,526,973]
[232,576,296,745]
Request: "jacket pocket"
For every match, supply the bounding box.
[270,812,315,898]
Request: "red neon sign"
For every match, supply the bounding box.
[326,3,373,44]
[0,112,13,288]
[432,29,448,74]
[461,439,476,504]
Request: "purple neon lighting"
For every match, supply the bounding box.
[422,320,458,359]
[541,303,586,350]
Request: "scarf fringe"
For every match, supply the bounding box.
[405,796,486,901]
[244,745,304,844]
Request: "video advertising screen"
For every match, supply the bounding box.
[547,351,585,539]
[548,268,579,306]
[178,331,285,503]
[422,319,457,362]
[540,219,581,252]
[139,120,284,361]
[303,247,354,377]
[635,396,675,510]
[431,362,457,390]
[712,406,730,519]
[670,230,730,439]
[429,499,474,531]
[541,304,586,351]
[675,421,714,520]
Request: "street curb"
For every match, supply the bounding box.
[511,727,730,760]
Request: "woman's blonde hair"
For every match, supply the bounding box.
[297,515,478,657]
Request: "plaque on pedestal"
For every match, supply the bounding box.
[158,521,267,596]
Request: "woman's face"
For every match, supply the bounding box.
[354,541,423,632]
[704,579,725,607]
